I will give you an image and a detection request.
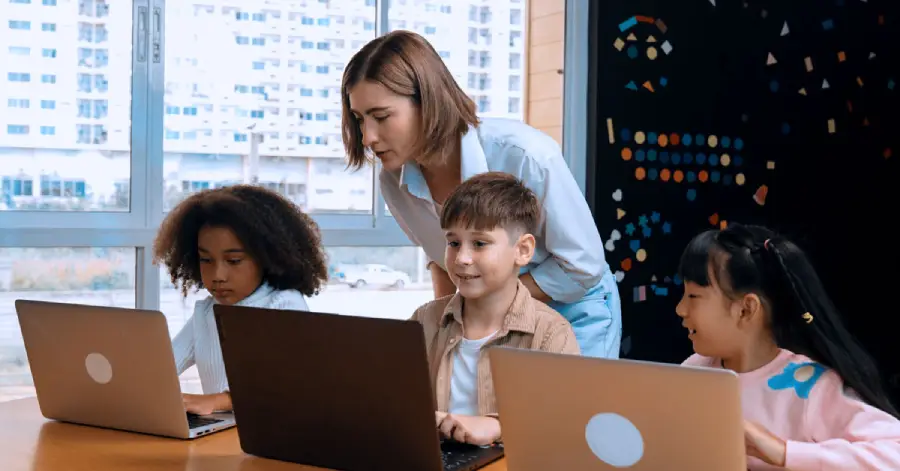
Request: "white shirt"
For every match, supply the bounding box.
[380,117,609,304]
[448,331,498,415]
[171,283,309,394]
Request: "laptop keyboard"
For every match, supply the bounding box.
[186,413,224,429]
[440,440,504,471]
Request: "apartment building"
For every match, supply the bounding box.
[0,0,527,212]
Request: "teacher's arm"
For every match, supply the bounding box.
[429,262,457,298]
[521,151,606,304]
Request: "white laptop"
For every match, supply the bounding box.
[489,347,747,470]
[15,300,235,439]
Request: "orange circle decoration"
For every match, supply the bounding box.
[699,170,709,182]
[669,133,681,146]
[621,148,633,161]
[658,134,669,147]
[635,167,647,180]
[660,169,671,182]
[673,170,684,182]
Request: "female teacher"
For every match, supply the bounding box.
[340,30,621,358]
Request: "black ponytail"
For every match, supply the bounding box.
[679,224,899,418]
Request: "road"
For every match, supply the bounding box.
[0,284,434,402]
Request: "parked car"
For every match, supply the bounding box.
[332,263,411,289]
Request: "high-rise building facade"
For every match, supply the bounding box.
[0,0,526,213]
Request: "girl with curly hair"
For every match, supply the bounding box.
[153,184,328,415]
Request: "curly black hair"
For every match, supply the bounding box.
[153,184,328,298]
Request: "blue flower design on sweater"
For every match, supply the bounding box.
[767,361,827,399]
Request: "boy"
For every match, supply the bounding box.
[410,172,580,446]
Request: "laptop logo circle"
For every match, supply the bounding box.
[85,353,113,384]
[585,412,644,467]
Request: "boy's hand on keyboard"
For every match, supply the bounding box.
[437,413,501,447]
[183,393,228,416]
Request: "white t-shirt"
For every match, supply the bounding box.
[448,331,498,415]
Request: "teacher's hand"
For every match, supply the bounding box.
[520,272,551,303]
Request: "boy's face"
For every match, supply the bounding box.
[198,225,264,305]
[443,223,536,300]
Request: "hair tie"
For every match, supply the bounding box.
[764,239,772,250]
[802,312,814,324]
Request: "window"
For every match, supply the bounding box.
[7,99,29,109]
[8,72,30,82]
[8,46,30,56]
[8,20,31,30]
[510,9,522,25]
[0,0,572,401]
[0,0,132,212]
[0,248,136,402]
[508,97,521,114]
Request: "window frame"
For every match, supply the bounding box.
[0,0,587,312]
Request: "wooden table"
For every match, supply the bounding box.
[1,398,507,471]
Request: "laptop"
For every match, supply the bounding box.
[489,347,747,470]
[213,304,505,471]
[15,300,235,439]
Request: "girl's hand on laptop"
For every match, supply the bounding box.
[743,420,786,467]
[437,413,501,446]
[183,393,230,416]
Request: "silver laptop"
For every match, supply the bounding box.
[489,347,746,470]
[15,300,235,439]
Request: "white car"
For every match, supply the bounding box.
[334,264,411,289]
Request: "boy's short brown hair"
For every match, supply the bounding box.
[440,172,540,236]
[341,30,479,170]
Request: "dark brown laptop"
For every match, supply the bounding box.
[213,305,504,471]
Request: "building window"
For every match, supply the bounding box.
[315,65,329,74]
[41,100,55,109]
[234,133,248,142]
[40,126,55,135]
[316,41,330,50]
[300,88,313,97]
[9,46,30,56]
[42,48,57,58]
[510,9,522,25]
[7,125,30,135]
[41,22,55,32]
[7,98,30,108]
[7,72,30,82]
[509,52,522,69]
[8,20,31,30]
[424,26,436,35]
[317,18,329,26]
[42,74,56,84]
[508,97,521,114]
[43,0,58,5]
[252,61,265,70]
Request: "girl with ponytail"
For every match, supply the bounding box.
[676,223,900,470]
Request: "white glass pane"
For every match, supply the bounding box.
[161,1,376,214]
[0,247,136,403]
[0,0,133,211]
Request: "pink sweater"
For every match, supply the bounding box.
[683,349,900,470]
